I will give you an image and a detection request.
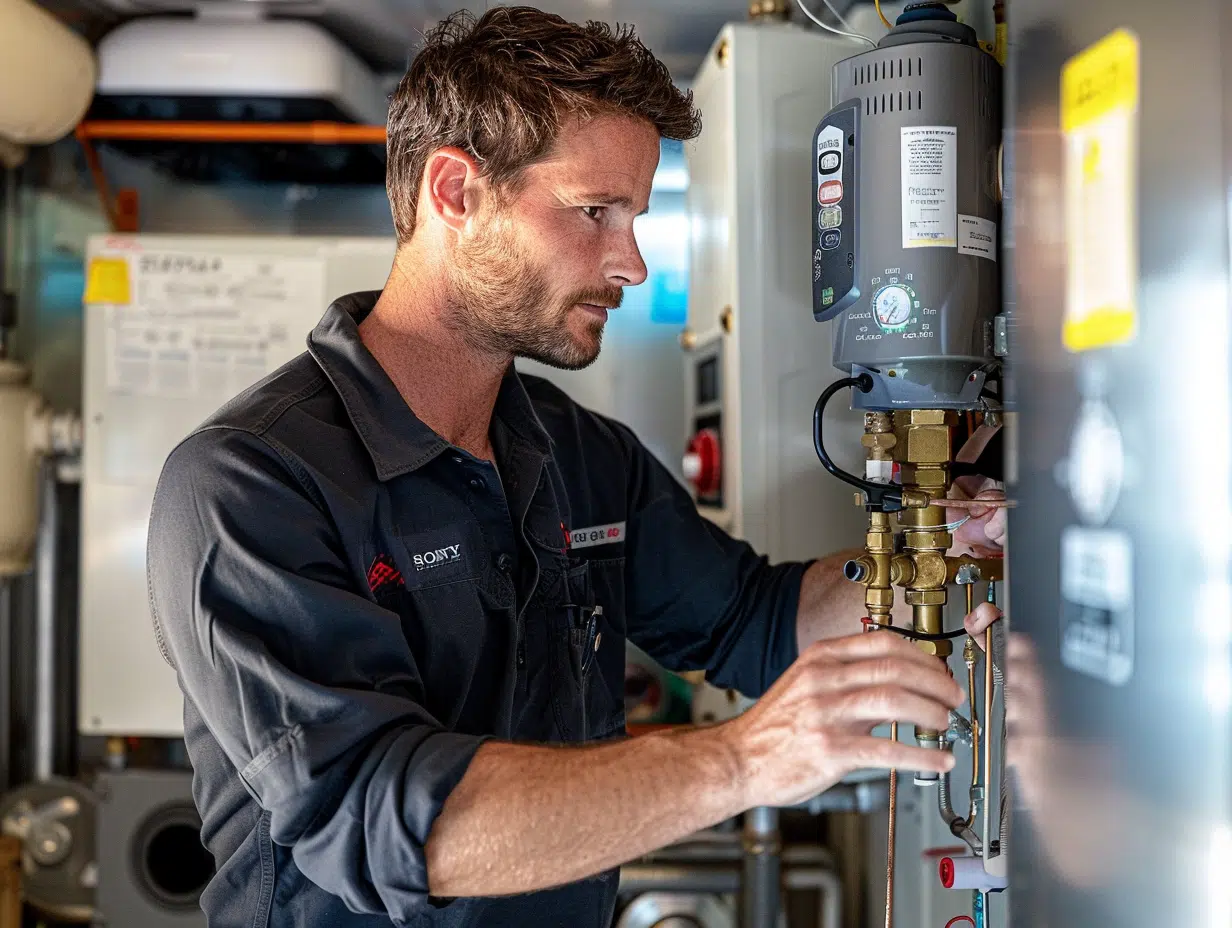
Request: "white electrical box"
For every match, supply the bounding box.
[682,23,866,561]
[80,235,398,736]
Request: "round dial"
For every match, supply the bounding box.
[873,284,915,331]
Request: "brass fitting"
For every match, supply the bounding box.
[893,410,956,492]
[963,635,979,666]
[905,551,947,589]
[857,413,898,628]
[890,554,914,587]
[862,511,894,624]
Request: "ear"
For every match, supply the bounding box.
[421,147,482,233]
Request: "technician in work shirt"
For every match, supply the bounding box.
[146,294,806,927]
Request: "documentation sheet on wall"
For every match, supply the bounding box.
[80,234,397,738]
[87,246,326,483]
[102,251,323,401]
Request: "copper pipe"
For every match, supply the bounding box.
[983,623,994,854]
[962,584,981,830]
[885,722,897,928]
[76,120,387,145]
[965,663,980,829]
[928,497,1016,510]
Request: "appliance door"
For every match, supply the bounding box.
[1008,1,1232,926]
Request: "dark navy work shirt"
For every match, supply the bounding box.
[146,292,808,928]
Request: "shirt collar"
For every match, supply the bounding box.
[307,291,553,481]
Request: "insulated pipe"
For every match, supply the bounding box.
[0,0,96,146]
[0,579,10,788]
[742,806,781,928]
[33,461,56,782]
[0,362,42,576]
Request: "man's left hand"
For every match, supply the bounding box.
[947,476,1007,557]
[946,420,1006,557]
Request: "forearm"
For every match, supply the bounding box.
[796,551,909,651]
[425,726,746,897]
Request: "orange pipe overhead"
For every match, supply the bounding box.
[75,121,387,144]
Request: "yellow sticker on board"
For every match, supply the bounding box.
[83,257,131,305]
[1060,29,1139,353]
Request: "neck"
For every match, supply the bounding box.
[361,246,510,461]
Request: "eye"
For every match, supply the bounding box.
[581,206,606,221]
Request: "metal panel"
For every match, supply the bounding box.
[1008,2,1232,926]
[685,22,866,558]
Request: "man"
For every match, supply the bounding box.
[147,7,998,927]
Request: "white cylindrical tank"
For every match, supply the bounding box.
[0,362,44,577]
[0,0,96,146]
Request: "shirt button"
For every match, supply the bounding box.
[496,554,513,573]
[453,455,464,464]
[469,477,482,490]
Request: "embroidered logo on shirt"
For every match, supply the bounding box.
[412,544,463,571]
[366,554,404,594]
[564,522,626,550]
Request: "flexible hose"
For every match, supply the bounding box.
[938,771,983,854]
[813,374,904,510]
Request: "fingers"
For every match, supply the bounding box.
[803,628,942,671]
[815,657,964,710]
[828,685,954,732]
[954,422,1001,465]
[963,602,1002,639]
[839,734,957,774]
[1008,633,1035,662]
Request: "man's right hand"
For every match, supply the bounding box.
[719,632,964,808]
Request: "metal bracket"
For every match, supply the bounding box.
[993,314,1009,357]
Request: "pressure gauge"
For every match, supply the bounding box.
[872,284,916,331]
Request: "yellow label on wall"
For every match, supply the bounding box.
[1060,29,1140,353]
[83,257,132,305]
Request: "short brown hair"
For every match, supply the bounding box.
[385,6,701,242]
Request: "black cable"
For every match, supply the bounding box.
[813,374,904,512]
[863,620,968,642]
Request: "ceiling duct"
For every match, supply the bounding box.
[85,14,389,184]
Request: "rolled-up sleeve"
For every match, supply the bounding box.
[146,426,487,923]
[607,421,809,698]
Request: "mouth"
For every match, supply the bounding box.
[576,303,611,321]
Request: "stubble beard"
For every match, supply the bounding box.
[447,218,621,371]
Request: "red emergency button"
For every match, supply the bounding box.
[683,429,721,498]
[940,857,956,889]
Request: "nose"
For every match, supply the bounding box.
[606,229,648,287]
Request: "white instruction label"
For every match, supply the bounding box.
[102,252,325,400]
[1059,526,1134,686]
[958,214,998,261]
[901,126,957,248]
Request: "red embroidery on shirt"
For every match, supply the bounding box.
[366,555,404,594]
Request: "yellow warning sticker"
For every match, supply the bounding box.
[1060,29,1139,353]
[83,256,131,305]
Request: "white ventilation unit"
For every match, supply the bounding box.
[94,16,387,125]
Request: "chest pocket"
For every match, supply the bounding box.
[379,522,517,734]
[544,555,627,742]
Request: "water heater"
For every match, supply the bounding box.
[812,8,1002,410]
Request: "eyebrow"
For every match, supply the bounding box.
[581,194,650,216]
